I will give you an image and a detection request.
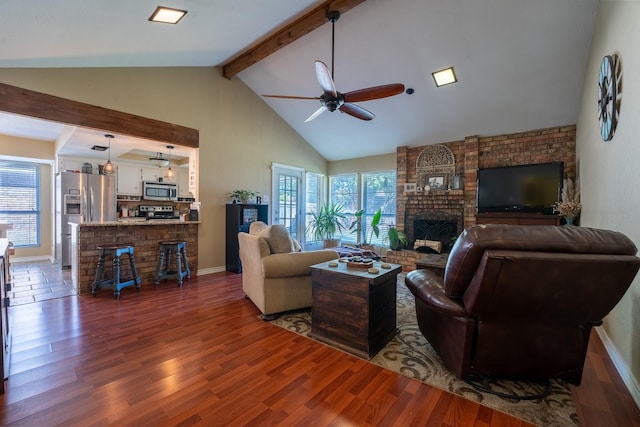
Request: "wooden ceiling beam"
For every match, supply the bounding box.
[221,0,367,79]
[0,82,199,148]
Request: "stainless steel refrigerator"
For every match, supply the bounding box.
[56,172,117,268]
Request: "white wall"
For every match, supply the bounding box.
[576,0,640,405]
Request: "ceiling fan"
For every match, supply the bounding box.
[263,10,405,122]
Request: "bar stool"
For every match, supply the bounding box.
[155,241,190,287]
[91,245,142,299]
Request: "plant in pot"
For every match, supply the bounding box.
[388,226,408,251]
[228,189,259,204]
[349,208,382,250]
[307,202,348,248]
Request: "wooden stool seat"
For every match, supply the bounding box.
[91,245,141,299]
[155,241,190,287]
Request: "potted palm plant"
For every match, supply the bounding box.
[307,202,348,248]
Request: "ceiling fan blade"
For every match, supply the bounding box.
[315,60,337,97]
[339,103,375,121]
[304,105,328,123]
[343,84,406,103]
[262,94,320,100]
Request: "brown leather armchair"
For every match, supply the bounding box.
[405,224,640,385]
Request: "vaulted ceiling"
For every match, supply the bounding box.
[0,0,598,161]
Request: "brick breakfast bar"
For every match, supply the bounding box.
[70,219,199,294]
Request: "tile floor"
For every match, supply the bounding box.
[9,261,77,306]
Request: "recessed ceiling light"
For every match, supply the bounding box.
[432,67,457,87]
[91,145,108,151]
[149,6,187,24]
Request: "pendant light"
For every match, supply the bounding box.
[165,145,175,179]
[103,134,115,175]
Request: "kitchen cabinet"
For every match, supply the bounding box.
[142,166,163,183]
[117,165,143,196]
[177,169,189,197]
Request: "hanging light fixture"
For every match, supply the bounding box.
[165,145,175,179]
[103,134,115,175]
[149,152,169,167]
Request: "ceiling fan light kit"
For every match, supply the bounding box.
[263,10,405,123]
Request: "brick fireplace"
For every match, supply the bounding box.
[387,125,577,271]
[405,203,464,253]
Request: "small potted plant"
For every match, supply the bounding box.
[307,202,348,248]
[228,189,259,204]
[387,226,408,251]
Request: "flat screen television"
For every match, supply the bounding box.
[477,162,564,214]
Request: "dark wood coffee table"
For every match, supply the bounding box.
[309,260,402,359]
[416,253,449,277]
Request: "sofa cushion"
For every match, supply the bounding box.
[262,250,340,278]
[260,224,293,254]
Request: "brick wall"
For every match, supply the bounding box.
[77,223,199,294]
[388,125,576,271]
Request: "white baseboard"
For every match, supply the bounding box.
[596,327,640,409]
[197,266,227,276]
[11,255,54,264]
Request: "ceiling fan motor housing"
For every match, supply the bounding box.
[321,92,344,112]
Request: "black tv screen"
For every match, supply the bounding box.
[477,162,564,214]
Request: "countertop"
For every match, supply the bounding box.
[70,219,201,226]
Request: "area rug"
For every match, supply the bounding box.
[269,274,579,427]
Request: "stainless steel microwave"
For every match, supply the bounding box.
[142,181,178,201]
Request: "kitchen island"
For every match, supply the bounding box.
[70,219,200,295]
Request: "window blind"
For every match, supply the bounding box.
[0,160,40,247]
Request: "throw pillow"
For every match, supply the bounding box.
[291,238,303,252]
[259,224,293,254]
[249,221,268,235]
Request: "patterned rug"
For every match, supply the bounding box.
[269,274,579,427]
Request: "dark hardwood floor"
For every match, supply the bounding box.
[1,271,638,426]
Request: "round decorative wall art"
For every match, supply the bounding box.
[597,54,621,142]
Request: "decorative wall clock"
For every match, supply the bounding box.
[597,54,619,141]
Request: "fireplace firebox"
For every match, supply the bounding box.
[405,211,461,253]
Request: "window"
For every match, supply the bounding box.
[305,172,324,243]
[328,171,396,245]
[329,173,358,242]
[362,171,396,245]
[0,160,40,247]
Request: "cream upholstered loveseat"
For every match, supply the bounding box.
[238,221,339,319]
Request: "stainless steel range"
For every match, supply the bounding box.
[139,205,179,219]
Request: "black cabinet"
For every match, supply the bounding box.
[226,204,268,273]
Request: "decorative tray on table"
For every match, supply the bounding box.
[342,257,375,269]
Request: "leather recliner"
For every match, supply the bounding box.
[405,224,640,385]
